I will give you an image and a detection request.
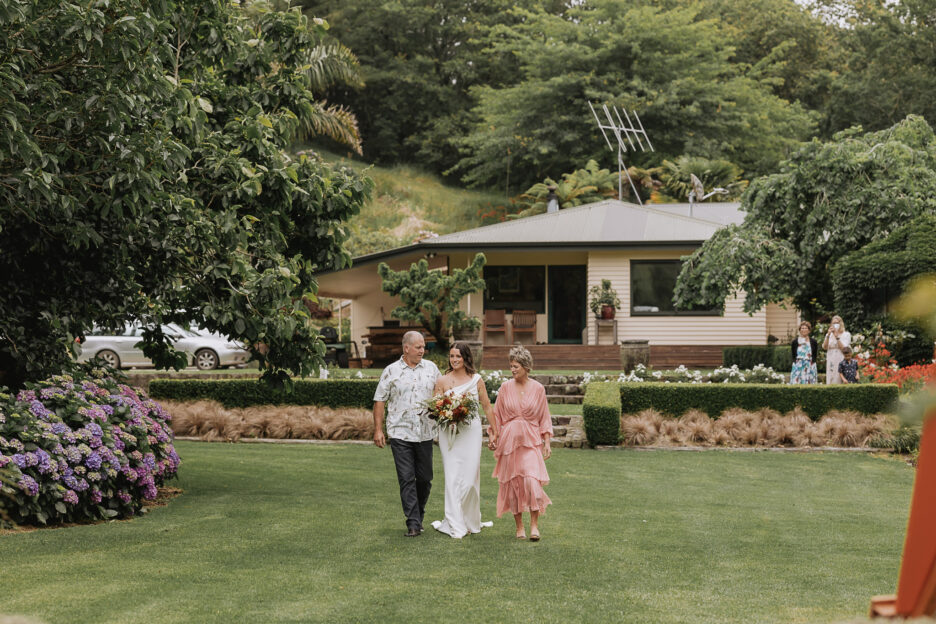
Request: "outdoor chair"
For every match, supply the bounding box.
[483,309,507,344]
[511,310,537,344]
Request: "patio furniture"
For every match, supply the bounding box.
[511,310,537,344]
[483,309,507,344]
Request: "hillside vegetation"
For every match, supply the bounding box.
[313,148,503,257]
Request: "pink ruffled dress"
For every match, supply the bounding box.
[491,379,553,517]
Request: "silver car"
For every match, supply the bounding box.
[78,323,249,370]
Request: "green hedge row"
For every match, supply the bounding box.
[582,382,622,446]
[722,346,793,372]
[619,382,898,420]
[148,379,379,408]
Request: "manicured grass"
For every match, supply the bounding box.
[0,443,912,623]
[549,403,583,416]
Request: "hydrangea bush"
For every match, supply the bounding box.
[0,367,180,525]
[597,363,787,385]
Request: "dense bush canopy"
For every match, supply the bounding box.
[0,0,372,388]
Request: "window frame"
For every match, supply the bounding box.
[483,265,546,314]
[629,259,723,317]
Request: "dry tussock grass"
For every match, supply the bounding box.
[619,408,896,448]
[160,400,373,442]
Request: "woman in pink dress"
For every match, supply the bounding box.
[488,345,553,541]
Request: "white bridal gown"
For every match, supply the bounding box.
[431,373,493,538]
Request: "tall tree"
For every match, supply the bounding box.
[818,0,936,135]
[673,116,936,320]
[450,2,815,191]
[0,0,372,388]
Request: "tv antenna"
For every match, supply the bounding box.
[589,102,654,205]
[687,173,728,217]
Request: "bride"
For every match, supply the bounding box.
[430,341,494,538]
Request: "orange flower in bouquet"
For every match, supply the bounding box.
[422,392,479,440]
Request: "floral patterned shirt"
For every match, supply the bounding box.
[373,357,440,442]
[838,358,859,383]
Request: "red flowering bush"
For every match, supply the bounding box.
[857,342,936,393]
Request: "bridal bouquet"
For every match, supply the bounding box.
[423,392,479,442]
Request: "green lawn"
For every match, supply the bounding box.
[0,442,913,624]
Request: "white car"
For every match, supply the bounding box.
[78,323,249,370]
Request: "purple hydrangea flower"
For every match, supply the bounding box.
[51,423,70,435]
[90,489,102,504]
[18,475,39,496]
[0,454,9,468]
[63,489,79,505]
[12,453,27,468]
[85,452,102,470]
[65,446,82,464]
[117,490,131,504]
[29,400,54,419]
[16,390,36,403]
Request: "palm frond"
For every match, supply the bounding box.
[298,99,363,154]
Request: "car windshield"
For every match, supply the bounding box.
[163,323,200,338]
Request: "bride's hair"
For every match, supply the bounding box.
[447,341,476,375]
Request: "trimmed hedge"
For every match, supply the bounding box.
[722,346,792,372]
[619,382,899,420]
[148,379,379,408]
[582,382,622,445]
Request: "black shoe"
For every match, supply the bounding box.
[405,526,421,537]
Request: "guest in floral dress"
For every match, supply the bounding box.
[790,321,819,384]
[488,345,552,541]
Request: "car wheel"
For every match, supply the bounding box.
[195,349,219,370]
[96,349,121,369]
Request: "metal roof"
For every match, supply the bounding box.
[341,199,744,269]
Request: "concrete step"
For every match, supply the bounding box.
[550,415,571,426]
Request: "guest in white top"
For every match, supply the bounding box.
[823,315,851,384]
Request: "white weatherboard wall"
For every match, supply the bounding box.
[586,250,769,345]
[766,302,800,343]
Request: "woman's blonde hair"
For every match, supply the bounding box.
[508,345,533,372]
[830,315,845,332]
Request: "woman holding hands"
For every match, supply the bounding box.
[487,345,553,541]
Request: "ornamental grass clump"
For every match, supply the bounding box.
[0,368,180,526]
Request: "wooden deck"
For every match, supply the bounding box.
[482,345,620,369]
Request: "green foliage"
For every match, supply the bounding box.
[587,280,621,316]
[514,160,618,218]
[582,382,622,445]
[451,3,814,190]
[0,1,373,388]
[722,346,792,372]
[300,0,523,175]
[423,350,451,372]
[378,253,487,351]
[833,214,936,328]
[656,156,748,203]
[148,378,378,408]
[823,0,936,136]
[618,382,899,420]
[675,116,936,319]
[870,425,922,454]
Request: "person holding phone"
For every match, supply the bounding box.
[822,315,851,384]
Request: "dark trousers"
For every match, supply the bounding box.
[389,438,433,529]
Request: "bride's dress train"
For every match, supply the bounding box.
[431,373,493,538]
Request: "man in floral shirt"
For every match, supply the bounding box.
[373,331,440,537]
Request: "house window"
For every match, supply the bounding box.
[484,266,545,313]
[630,260,721,315]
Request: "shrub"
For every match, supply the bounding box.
[148,379,379,408]
[723,346,792,372]
[582,382,622,445]
[618,382,898,420]
[0,367,180,525]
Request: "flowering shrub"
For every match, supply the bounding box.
[480,370,506,401]
[857,342,936,393]
[0,367,180,525]
[600,363,786,385]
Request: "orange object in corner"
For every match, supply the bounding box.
[871,414,936,618]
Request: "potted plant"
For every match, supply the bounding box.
[589,279,621,319]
